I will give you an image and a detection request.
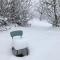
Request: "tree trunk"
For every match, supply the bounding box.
[53,0,58,27]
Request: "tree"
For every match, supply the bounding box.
[38,0,60,27]
[8,0,20,23]
[8,0,32,26]
[18,0,32,26]
[0,0,32,26]
[0,0,8,17]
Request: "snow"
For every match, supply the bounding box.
[0,18,60,60]
[28,18,52,27]
[12,36,29,50]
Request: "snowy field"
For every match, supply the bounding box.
[0,18,60,60]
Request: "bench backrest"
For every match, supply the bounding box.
[10,30,23,39]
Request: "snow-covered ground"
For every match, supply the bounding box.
[0,18,60,60]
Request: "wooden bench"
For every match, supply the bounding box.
[10,30,23,39]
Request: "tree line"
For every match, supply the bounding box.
[37,0,60,27]
[0,0,32,27]
[0,0,60,27]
